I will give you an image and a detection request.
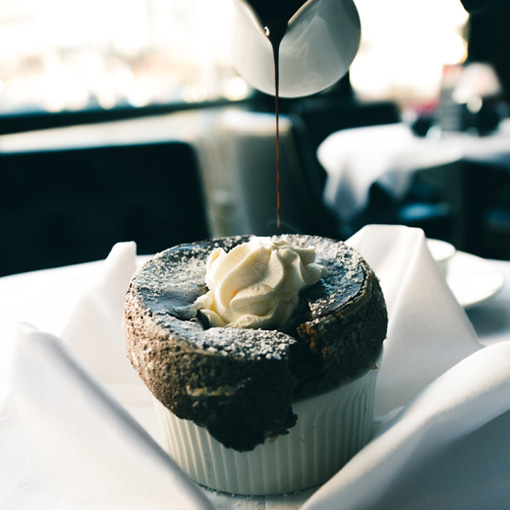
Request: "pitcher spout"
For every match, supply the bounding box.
[230,0,361,98]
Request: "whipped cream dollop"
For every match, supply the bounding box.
[193,236,327,329]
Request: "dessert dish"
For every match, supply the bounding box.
[124,234,387,494]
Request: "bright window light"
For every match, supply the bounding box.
[350,0,469,108]
[0,0,470,115]
[0,0,246,114]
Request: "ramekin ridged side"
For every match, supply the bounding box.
[154,357,380,496]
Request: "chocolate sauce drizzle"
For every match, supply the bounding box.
[266,21,287,229]
[247,1,307,229]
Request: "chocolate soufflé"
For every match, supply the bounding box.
[124,235,388,452]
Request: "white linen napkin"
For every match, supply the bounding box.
[318,124,465,223]
[1,243,212,510]
[5,325,212,510]
[2,225,510,509]
[303,341,510,510]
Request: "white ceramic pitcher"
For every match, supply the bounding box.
[230,0,361,98]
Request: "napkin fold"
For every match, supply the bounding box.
[347,225,480,415]
[303,341,510,510]
[60,241,140,385]
[2,225,510,509]
[4,325,212,510]
[318,124,465,223]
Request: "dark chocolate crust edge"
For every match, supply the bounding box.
[296,256,388,388]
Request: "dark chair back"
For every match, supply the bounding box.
[0,141,209,276]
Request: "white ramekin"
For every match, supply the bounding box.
[153,352,381,496]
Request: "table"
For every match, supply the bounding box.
[0,247,509,509]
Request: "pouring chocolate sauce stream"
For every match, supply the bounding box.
[247,1,307,229]
[267,22,286,229]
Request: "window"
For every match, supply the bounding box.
[0,0,249,115]
[350,0,469,109]
[0,0,470,116]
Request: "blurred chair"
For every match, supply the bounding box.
[0,141,209,276]
[485,206,510,259]
[395,169,454,240]
[336,166,455,241]
[461,159,510,258]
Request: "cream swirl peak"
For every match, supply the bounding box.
[193,236,327,329]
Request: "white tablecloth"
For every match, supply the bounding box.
[1,225,509,509]
[318,120,510,223]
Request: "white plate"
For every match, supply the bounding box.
[427,239,456,276]
[446,251,504,309]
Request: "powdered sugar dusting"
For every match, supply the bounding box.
[128,235,369,361]
[189,327,295,360]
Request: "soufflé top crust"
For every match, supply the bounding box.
[124,235,388,451]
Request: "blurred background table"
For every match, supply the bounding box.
[318,119,510,258]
